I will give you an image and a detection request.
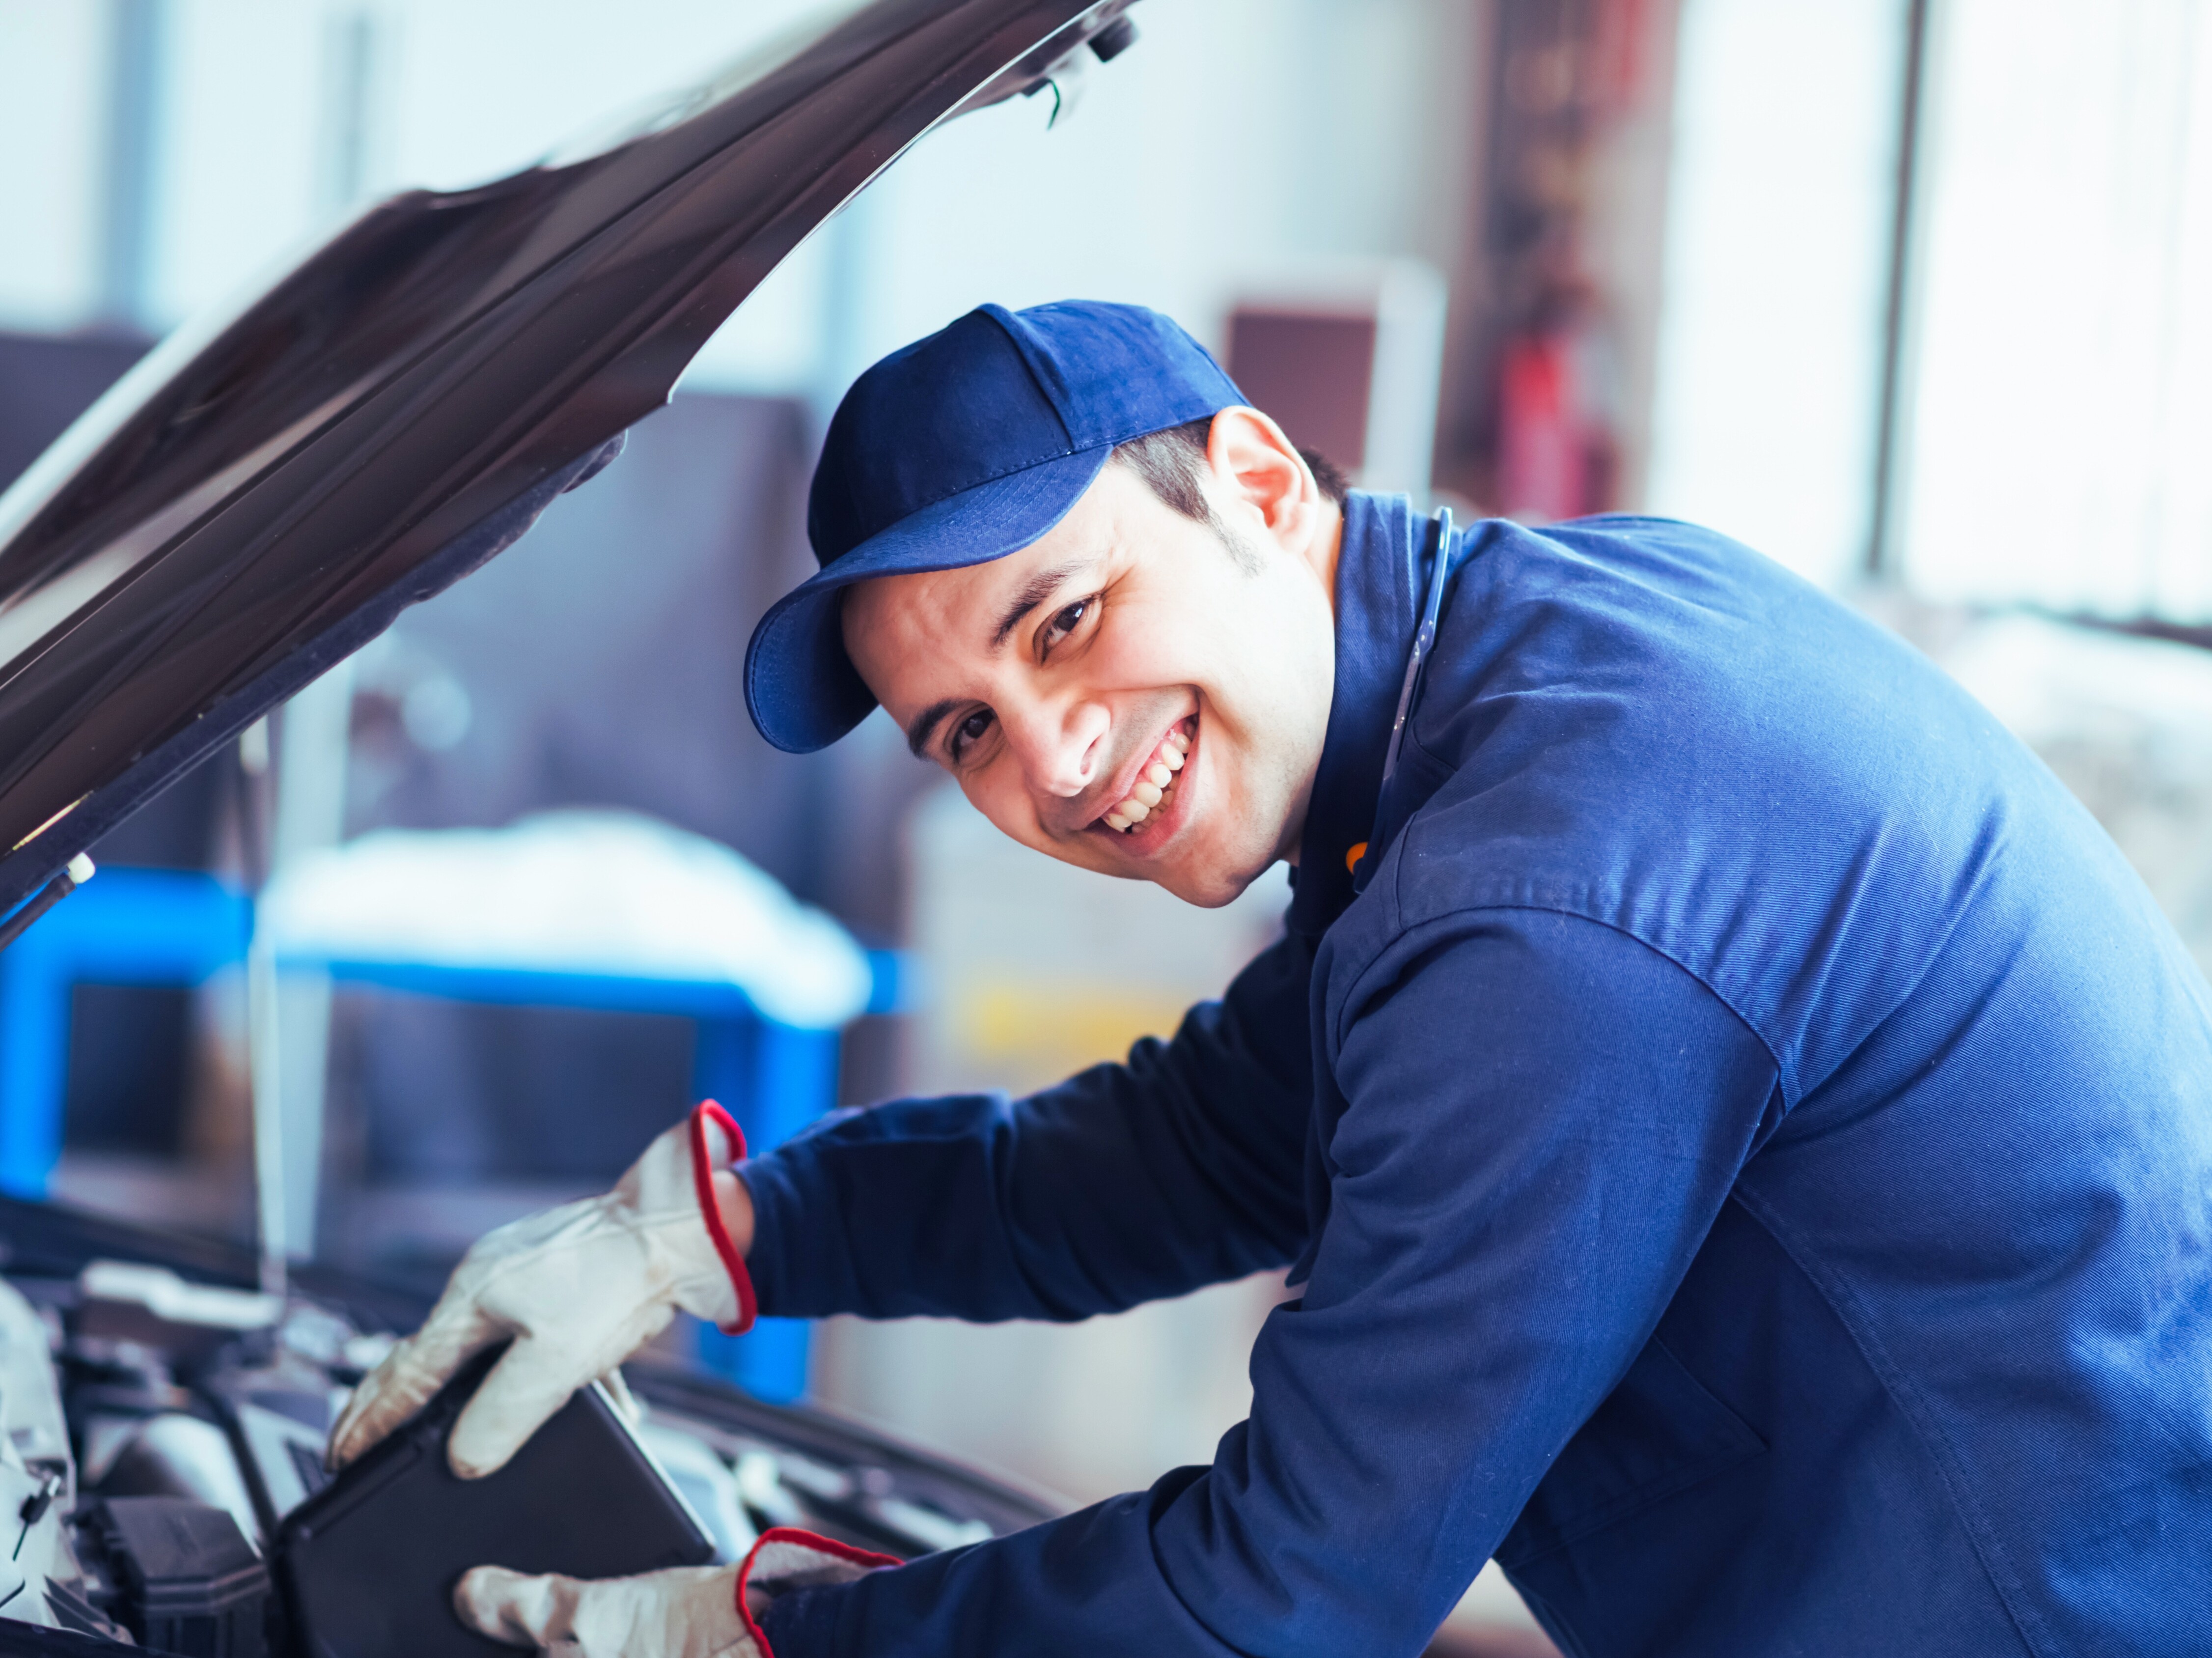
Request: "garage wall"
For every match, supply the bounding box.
[0,0,1485,409]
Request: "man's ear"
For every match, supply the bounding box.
[1205,406,1320,543]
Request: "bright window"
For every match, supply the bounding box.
[1646,0,1909,589]
[1900,0,2212,619]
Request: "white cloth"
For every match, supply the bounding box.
[327,1112,740,1479]
[259,809,870,1030]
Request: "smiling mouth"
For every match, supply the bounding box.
[1099,717,1193,834]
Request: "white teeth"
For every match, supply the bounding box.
[1102,725,1196,833]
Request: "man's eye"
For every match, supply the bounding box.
[949,708,995,761]
[1041,595,1096,654]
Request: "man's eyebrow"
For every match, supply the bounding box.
[905,557,1099,759]
[991,559,1093,651]
[906,698,962,760]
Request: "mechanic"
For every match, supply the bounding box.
[330,300,2212,1657]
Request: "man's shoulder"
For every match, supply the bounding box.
[1392,511,2021,900]
[1435,512,1904,726]
[1321,512,2093,1078]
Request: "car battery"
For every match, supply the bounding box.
[76,1497,269,1658]
[276,1347,713,1658]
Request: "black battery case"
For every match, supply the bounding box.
[275,1347,715,1658]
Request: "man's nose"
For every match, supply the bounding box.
[1005,698,1108,799]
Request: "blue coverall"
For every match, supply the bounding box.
[743,495,2212,1657]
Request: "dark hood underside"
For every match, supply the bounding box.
[0,0,1134,914]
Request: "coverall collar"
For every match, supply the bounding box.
[1287,490,1432,939]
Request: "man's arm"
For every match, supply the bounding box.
[757,908,1782,1657]
[736,928,1316,1323]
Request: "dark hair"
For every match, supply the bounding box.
[1112,417,1351,523]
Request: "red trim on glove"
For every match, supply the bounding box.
[690,1099,758,1335]
[734,1527,902,1657]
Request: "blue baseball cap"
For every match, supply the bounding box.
[743,299,1245,754]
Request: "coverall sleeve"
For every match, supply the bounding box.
[757,909,1782,1658]
[736,929,1315,1322]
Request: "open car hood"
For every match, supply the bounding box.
[0,0,1135,913]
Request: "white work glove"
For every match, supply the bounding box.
[454,1529,897,1658]
[329,1102,757,1479]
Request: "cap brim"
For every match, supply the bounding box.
[744,445,1113,754]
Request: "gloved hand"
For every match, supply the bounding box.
[454,1529,897,1658]
[328,1101,757,1479]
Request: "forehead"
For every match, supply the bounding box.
[839,461,1153,698]
[842,536,1064,666]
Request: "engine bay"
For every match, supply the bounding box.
[0,1201,1052,1658]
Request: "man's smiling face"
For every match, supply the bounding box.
[841,410,1341,907]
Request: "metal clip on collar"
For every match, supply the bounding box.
[1382,507,1455,786]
